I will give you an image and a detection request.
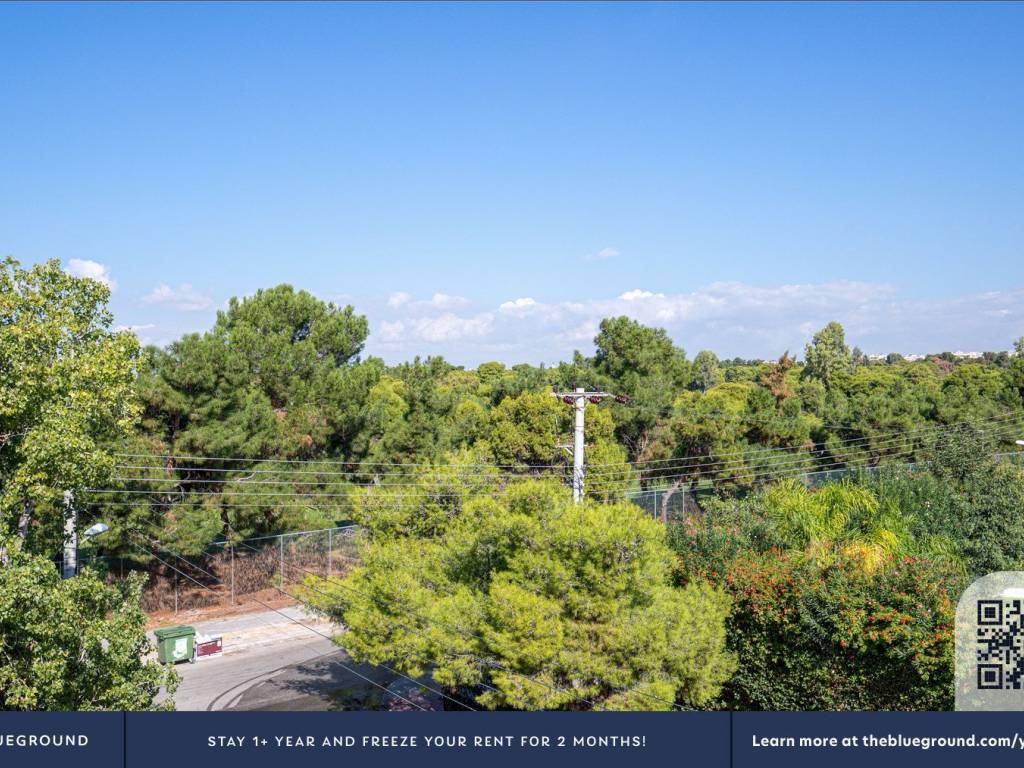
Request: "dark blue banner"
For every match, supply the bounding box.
[127,712,729,768]
[6,711,1024,768]
[735,712,1024,768]
[0,713,122,767]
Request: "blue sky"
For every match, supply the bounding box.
[2,2,1022,364]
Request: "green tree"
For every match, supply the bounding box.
[124,286,377,544]
[0,258,139,553]
[693,350,722,392]
[144,285,371,461]
[669,382,757,487]
[314,480,735,710]
[485,391,567,468]
[832,365,935,465]
[1010,337,1024,402]
[0,534,176,710]
[803,321,851,389]
[592,317,689,457]
[869,451,1024,580]
[937,363,1018,424]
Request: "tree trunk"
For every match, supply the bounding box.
[658,476,686,524]
[16,499,33,538]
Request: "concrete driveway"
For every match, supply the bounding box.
[158,607,443,711]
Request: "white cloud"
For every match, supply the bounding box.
[365,279,1024,366]
[429,293,470,309]
[619,289,666,301]
[379,320,405,341]
[411,312,493,342]
[142,283,215,311]
[499,297,537,312]
[65,259,116,291]
[387,291,410,308]
[584,246,621,262]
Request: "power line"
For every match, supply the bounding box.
[587,410,1024,469]
[111,463,567,479]
[584,419,1024,494]
[584,422,1023,492]
[111,412,1023,482]
[587,446,925,493]
[105,470,571,487]
[585,441,1003,493]
[98,415,1019,497]
[584,413,1024,475]
[82,420,1014,503]
[114,452,561,470]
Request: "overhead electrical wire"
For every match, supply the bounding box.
[85,415,1024,709]
[583,417,1024,484]
[114,452,561,470]
[586,410,1024,468]
[109,411,1024,483]
[584,421,1024,491]
[85,415,1024,500]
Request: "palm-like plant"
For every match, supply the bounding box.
[761,479,961,574]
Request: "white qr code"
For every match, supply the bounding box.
[977,599,1024,690]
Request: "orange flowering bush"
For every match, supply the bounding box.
[670,489,958,710]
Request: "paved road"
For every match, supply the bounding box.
[163,608,441,711]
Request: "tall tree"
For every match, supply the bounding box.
[592,316,689,457]
[1009,337,1024,403]
[0,258,139,553]
[140,285,371,462]
[693,350,722,392]
[803,321,851,389]
[759,352,795,404]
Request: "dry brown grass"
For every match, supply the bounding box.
[130,538,355,615]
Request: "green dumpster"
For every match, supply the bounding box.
[154,625,195,664]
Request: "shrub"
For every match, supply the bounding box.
[313,480,735,710]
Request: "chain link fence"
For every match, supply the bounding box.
[77,525,359,614]
[628,451,1024,520]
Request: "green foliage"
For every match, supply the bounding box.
[140,285,372,462]
[1010,342,1024,401]
[671,478,959,711]
[668,383,757,486]
[716,550,954,711]
[315,480,735,710]
[592,316,690,455]
[867,454,1024,580]
[584,440,637,502]
[803,321,851,388]
[0,258,140,551]
[937,363,1020,423]
[486,391,567,467]
[692,350,722,392]
[0,534,176,710]
[757,479,958,574]
[119,298,1024,559]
